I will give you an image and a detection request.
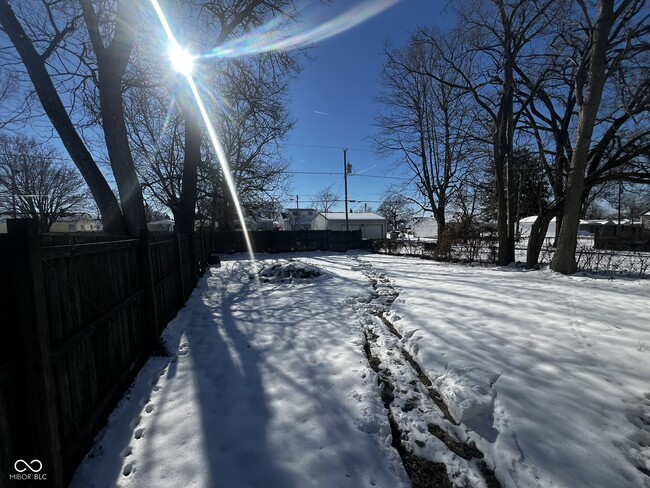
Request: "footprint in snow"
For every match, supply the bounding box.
[122,462,134,477]
[616,394,650,481]
[134,428,144,440]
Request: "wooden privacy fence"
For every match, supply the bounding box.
[0,222,363,486]
[211,229,363,254]
[0,220,209,487]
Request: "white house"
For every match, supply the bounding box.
[277,208,317,231]
[518,216,556,238]
[311,212,386,239]
[147,219,175,232]
[255,216,274,231]
[408,217,438,239]
[50,213,103,232]
[642,212,650,231]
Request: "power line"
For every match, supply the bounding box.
[289,171,341,176]
[286,170,410,181]
[286,143,375,153]
[350,173,411,181]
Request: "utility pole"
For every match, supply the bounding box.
[344,148,349,233]
[11,165,17,218]
[296,194,299,210]
[617,181,623,225]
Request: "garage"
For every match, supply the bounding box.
[311,212,387,239]
[364,224,384,240]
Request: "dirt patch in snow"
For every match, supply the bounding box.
[253,260,324,283]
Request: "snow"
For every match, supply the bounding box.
[433,361,501,424]
[71,252,650,488]
[364,253,650,488]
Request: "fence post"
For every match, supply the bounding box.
[7,219,64,487]
[187,232,197,287]
[139,230,159,343]
[174,227,186,303]
[198,228,206,275]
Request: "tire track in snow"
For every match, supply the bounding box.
[350,257,501,488]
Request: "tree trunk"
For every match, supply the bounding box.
[494,36,516,265]
[435,209,446,241]
[0,0,126,234]
[495,145,513,265]
[177,104,202,235]
[526,204,561,269]
[87,0,147,236]
[551,0,615,274]
[97,71,147,235]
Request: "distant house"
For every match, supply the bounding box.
[234,216,258,231]
[518,216,556,239]
[50,213,102,232]
[642,212,650,231]
[311,212,386,239]
[408,217,438,239]
[578,219,612,236]
[147,219,175,232]
[277,208,317,231]
[0,216,7,234]
[254,217,273,231]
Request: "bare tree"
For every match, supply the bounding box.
[313,185,339,213]
[375,30,474,240]
[1,0,302,235]
[124,0,300,233]
[0,0,127,233]
[551,0,649,273]
[126,49,295,231]
[0,133,87,232]
[377,191,414,231]
[166,0,300,234]
[78,0,148,234]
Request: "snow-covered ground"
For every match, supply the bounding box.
[71,252,650,488]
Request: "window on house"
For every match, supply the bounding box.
[69,224,75,230]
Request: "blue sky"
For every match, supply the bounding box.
[282,0,453,213]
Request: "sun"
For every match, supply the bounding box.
[168,43,194,76]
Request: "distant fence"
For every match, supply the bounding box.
[0,223,365,486]
[0,220,210,486]
[371,237,650,278]
[211,229,363,254]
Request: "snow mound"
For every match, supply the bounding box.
[255,260,324,283]
[433,360,501,424]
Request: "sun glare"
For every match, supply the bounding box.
[149,0,399,264]
[169,43,194,76]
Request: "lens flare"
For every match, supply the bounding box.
[203,0,400,60]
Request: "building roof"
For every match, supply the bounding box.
[285,208,317,214]
[56,212,95,223]
[318,212,386,221]
[579,219,612,225]
[519,215,557,223]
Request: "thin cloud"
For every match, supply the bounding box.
[313,110,329,116]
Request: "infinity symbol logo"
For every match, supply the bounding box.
[14,459,43,473]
